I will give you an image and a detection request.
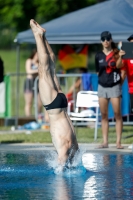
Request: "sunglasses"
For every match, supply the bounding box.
[101,36,111,42]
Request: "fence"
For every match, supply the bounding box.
[2,73,133,126]
[2,73,84,126]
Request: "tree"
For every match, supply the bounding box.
[34,0,99,23]
[0,0,105,32]
[0,0,37,31]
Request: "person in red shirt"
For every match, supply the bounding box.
[122,34,133,113]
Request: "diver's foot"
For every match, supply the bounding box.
[30,19,46,36]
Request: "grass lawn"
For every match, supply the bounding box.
[0,49,32,74]
[0,126,133,144]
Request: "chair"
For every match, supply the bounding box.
[68,91,100,140]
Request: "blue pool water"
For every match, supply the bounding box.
[0,149,133,200]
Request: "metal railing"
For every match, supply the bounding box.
[33,73,133,126]
[3,73,133,126]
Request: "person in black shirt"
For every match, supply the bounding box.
[95,31,125,149]
[0,57,4,83]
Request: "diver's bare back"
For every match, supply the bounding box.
[49,108,78,153]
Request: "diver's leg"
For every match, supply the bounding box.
[30,19,61,92]
[30,19,58,105]
[43,36,62,92]
[111,97,123,149]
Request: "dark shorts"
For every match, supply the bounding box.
[129,94,133,114]
[24,78,39,93]
[98,84,122,99]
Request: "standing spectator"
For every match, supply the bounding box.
[121,34,133,114]
[24,49,42,117]
[95,31,125,149]
[0,56,5,113]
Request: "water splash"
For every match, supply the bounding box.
[45,148,87,176]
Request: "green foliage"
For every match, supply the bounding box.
[0,0,106,47]
[0,0,36,31]
[0,27,16,49]
[34,0,98,23]
[0,0,23,29]
[0,0,99,32]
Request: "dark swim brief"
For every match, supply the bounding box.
[44,93,68,110]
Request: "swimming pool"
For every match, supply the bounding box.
[0,146,133,200]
